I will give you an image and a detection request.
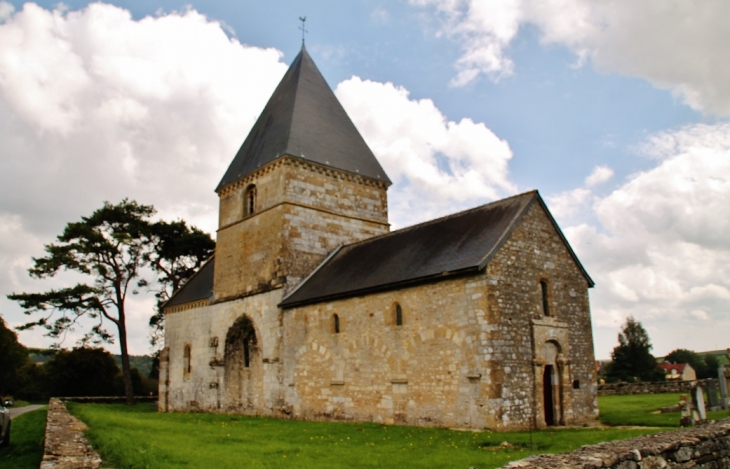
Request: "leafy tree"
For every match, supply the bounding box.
[7,200,214,404]
[0,315,32,397]
[704,354,721,379]
[45,347,119,397]
[145,220,214,347]
[605,316,665,383]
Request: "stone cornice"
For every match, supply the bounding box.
[217,155,389,198]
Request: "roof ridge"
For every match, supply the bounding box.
[338,190,538,250]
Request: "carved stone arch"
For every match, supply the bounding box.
[404,326,478,372]
[294,340,332,361]
[403,326,478,425]
[223,314,262,412]
[540,339,565,427]
[340,334,393,414]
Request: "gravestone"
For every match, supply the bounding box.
[692,384,706,423]
[705,379,720,410]
[719,364,729,409]
[679,394,693,427]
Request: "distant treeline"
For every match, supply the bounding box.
[28,349,155,377]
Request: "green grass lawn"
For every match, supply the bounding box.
[598,393,729,427]
[68,402,660,469]
[0,409,47,469]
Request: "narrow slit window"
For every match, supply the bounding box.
[245,185,257,216]
[183,345,191,375]
[395,304,403,326]
[243,338,250,368]
[540,280,550,317]
[334,314,340,334]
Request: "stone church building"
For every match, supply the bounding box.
[159,46,599,430]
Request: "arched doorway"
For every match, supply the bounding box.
[543,365,555,425]
[541,341,562,426]
[224,315,261,412]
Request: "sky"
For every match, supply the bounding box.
[0,0,728,360]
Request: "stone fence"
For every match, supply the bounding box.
[41,396,157,469]
[598,380,699,396]
[502,418,730,468]
[41,398,102,469]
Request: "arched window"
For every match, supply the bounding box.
[395,303,403,326]
[540,280,550,317]
[183,345,191,375]
[225,315,257,373]
[244,185,257,216]
[333,314,340,334]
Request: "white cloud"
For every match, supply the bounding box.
[0,2,519,352]
[556,123,730,357]
[336,77,516,227]
[370,7,390,25]
[0,1,13,22]
[0,2,288,353]
[412,0,730,116]
[585,165,614,188]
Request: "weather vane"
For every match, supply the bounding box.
[299,16,308,44]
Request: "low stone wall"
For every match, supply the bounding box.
[59,395,158,404]
[502,418,730,468]
[41,398,102,469]
[41,396,157,468]
[598,380,697,395]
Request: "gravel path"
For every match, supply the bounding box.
[9,404,45,419]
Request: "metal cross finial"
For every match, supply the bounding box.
[299,16,308,44]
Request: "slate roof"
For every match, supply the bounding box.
[216,45,391,192]
[164,257,215,308]
[280,190,594,309]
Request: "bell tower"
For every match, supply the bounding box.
[213,46,391,302]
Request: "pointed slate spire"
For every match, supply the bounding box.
[216,45,391,192]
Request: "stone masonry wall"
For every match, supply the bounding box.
[163,289,285,415]
[214,158,389,302]
[599,380,697,396]
[280,200,597,431]
[484,200,598,429]
[41,398,101,469]
[502,418,730,468]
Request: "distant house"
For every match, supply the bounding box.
[659,362,696,381]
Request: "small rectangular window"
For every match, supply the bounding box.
[540,280,550,317]
[183,345,191,375]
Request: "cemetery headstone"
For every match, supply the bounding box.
[706,379,720,410]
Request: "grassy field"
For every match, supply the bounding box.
[598,393,729,427]
[68,402,662,469]
[5,393,725,469]
[0,408,47,469]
